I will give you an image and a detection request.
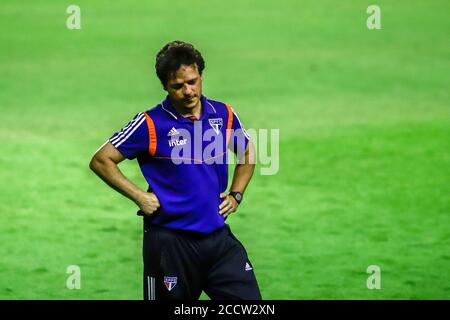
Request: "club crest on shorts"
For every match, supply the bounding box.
[208,118,223,135]
[164,276,177,291]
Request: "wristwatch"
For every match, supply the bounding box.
[228,191,243,204]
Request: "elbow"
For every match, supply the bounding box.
[89,155,98,172]
[89,151,117,175]
[89,141,120,174]
[89,153,104,173]
[248,162,256,175]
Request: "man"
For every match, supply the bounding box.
[89,40,261,300]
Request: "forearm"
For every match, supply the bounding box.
[229,141,256,193]
[229,163,255,193]
[89,156,144,204]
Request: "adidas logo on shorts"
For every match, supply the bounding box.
[245,262,253,271]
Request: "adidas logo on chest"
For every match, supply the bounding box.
[167,127,180,137]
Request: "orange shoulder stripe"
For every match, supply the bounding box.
[225,103,234,147]
[143,112,157,157]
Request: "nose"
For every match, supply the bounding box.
[183,84,193,96]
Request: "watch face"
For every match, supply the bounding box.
[234,193,242,202]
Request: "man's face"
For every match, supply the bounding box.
[165,64,203,110]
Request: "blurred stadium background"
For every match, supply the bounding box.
[0,0,448,299]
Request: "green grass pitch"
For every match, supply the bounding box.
[0,0,449,299]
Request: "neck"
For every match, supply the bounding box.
[170,97,202,119]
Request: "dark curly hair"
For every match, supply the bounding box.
[155,40,205,88]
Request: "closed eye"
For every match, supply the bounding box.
[170,77,198,90]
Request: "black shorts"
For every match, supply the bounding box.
[143,219,262,300]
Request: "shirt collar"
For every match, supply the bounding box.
[161,95,216,122]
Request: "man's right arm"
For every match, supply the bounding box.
[89,141,160,216]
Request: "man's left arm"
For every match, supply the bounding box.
[219,141,256,218]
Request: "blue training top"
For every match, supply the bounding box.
[109,95,250,234]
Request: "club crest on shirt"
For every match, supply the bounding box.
[164,276,178,291]
[208,118,223,135]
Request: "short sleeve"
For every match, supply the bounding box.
[229,107,251,155]
[109,112,149,159]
